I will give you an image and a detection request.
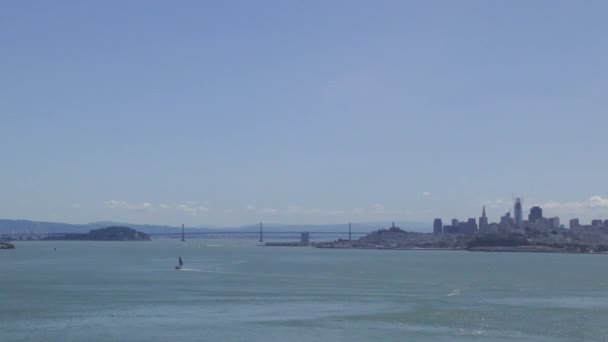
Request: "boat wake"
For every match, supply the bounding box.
[177,268,249,275]
[447,289,461,297]
[177,268,204,272]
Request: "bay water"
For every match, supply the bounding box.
[1,240,607,341]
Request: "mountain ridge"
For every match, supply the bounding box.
[0,219,431,234]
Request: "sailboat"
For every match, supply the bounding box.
[175,256,183,270]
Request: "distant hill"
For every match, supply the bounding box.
[0,219,199,235]
[46,226,151,241]
[0,219,431,235]
[0,219,97,234]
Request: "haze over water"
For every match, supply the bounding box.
[2,241,607,341]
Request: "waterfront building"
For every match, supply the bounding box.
[433,218,443,234]
[569,218,579,229]
[479,206,489,232]
[451,218,459,227]
[592,219,603,227]
[514,198,523,226]
[529,206,543,222]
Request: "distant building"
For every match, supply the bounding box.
[442,218,477,235]
[514,198,523,226]
[500,211,513,224]
[433,219,443,234]
[548,217,560,229]
[488,223,499,233]
[569,218,580,229]
[537,217,550,229]
[443,225,457,234]
[592,219,603,227]
[529,206,543,223]
[300,232,310,245]
[479,206,489,232]
[499,211,515,233]
[467,218,478,232]
[604,220,608,228]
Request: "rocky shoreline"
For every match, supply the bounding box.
[0,241,15,249]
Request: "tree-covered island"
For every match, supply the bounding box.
[45,226,150,241]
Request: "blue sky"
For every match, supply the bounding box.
[1,0,607,227]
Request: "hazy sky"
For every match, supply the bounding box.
[1,1,607,227]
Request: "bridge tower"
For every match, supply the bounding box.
[259,222,263,242]
[181,224,185,242]
[349,222,352,241]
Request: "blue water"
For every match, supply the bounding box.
[1,240,608,341]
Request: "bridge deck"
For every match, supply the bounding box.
[2,231,367,238]
[149,231,366,236]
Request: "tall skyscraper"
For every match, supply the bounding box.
[433,218,443,234]
[479,206,489,232]
[529,206,543,222]
[514,198,523,225]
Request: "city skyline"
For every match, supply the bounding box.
[2,1,608,226]
[0,195,606,228]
